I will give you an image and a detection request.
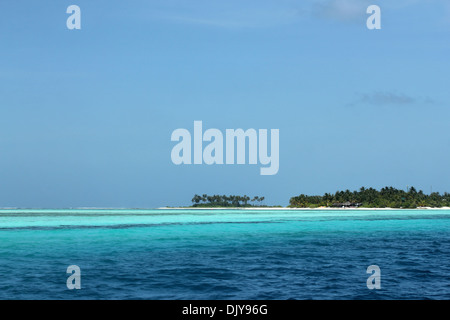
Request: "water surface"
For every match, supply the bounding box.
[0,209,449,299]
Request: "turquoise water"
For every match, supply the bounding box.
[0,209,449,299]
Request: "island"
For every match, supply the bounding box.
[289,186,450,208]
[191,194,268,207]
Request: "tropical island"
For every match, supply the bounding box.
[289,186,450,208]
[183,187,450,209]
[185,187,450,209]
[191,194,268,207]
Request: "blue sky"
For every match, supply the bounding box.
[0,0,449,207]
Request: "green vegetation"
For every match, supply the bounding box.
[191,194,266,207]
[289,187,450,208]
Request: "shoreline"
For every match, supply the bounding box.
[159,206,450,210]
[1,207,449,211]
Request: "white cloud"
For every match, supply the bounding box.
[312,0,371,23]
[348,92,436,107]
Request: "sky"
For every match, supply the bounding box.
[0,0,449,208]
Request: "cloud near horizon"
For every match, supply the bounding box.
[145,0,374,28]
[347,92,436,107]
[312,0,371,23]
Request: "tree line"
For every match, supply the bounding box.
[191,194,265,207]
[289,186,450,208]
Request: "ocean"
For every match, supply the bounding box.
[0,209,449,300]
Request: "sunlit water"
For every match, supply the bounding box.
[0,209,449,299]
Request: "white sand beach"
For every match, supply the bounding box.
[159,206,450,210]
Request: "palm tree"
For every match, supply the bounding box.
[192,194,201,204]
[323,193,331,207]
[259,196,265,205]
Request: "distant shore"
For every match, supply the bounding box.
[159,206,450,210]
[1,207,449,211]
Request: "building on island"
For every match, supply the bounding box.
[331,201,362,208]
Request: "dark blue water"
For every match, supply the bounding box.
[0,209,449,299]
